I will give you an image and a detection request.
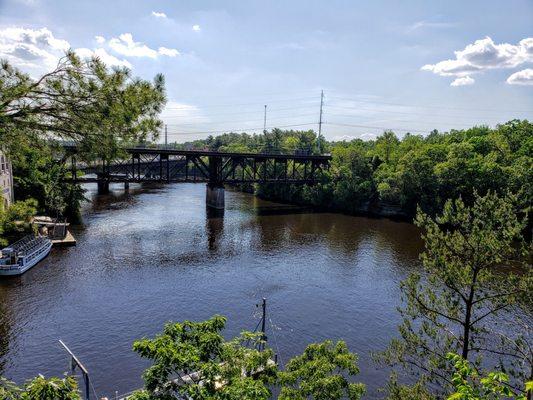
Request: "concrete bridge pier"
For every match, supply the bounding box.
[124,181,130,191]
[206,184,225,210]
[97,174,110,195]
[206,155,225,210]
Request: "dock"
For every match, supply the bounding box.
[51,230,77,247]
[33,216,77,247]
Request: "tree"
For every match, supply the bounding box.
[0,199,38,246]
[383,374,434,400]
[375,130,399,164]
[8,137,86,221]
[380,192,532,394]
[0,375,80,400]
[130,316,369,400]
[130,316,276,400]
[446,353,532,400]
[278,340,365,400]
[1,52,166,162]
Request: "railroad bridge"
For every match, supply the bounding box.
[63,146,331,209]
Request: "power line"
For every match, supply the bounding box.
[164,96,319,110]
[325,105,507,122]
[326,113,493,129]
[325,122,431,134]
[170,89,319,102]
[326,95,533,115]
[318,90,324,153]
[163,122,318,136]
[165,113,319,127]
[161,104,320,119]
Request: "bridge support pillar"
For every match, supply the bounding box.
[206,184,225,210]
[124,181,130,191]
[97,175,110,195]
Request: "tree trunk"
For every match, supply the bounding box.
[462,304,471,360]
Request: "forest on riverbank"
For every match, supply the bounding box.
[177,121,532,222]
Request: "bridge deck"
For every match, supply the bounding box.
[63,144,331,161]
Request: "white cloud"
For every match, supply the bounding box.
[107,33,179,58]
[0,27,133,74]
[506,68,533,86]
[108,33,158,58]
[0,27,70,71]
[450,76,475,86]
[422,36,533,85]
[75,47,132,68]
[13,0,38,4]
[158,47,179,57]
[407,20,455,32]
[192,25,201,32]
[151,11,167,18]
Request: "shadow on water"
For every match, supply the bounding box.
[206,207,224,251]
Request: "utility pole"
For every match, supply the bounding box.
[164,124,168,148]
[318,90,324,154]
[263,105,267,133]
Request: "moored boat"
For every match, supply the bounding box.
[0,235,52,276]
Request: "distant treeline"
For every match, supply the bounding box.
[175,120,532,220]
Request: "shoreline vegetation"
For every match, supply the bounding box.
[1,55,532,399]
[178,121,532,226]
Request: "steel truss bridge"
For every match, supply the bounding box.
[63,146,331,209]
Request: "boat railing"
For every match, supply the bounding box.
[7,235,48,256]
[24,241,51,263]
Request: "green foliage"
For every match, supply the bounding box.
[0,375,80,400]
[1,52,166,162]
[278,340,365,400]
[131,317,368,400]
[379,191,532,394]
[175,129,319,155]
[181,120,532,221]
[131,315,276,400]
[446,353,531,400]
[8,138,86,220]
[0,199,38,246]
[383,374,434,400]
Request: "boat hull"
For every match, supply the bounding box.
[0,240,52,276]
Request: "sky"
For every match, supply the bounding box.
[0,0,532,142]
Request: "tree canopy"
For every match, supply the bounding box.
[178,120,532,221]
[1,52,166,162]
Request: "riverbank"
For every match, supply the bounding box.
[232,183,412,221]
[257,191,411,221]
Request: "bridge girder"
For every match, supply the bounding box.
[64,147,331,186]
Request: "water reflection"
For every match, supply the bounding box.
[206,208,224,251]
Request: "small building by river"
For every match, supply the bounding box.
[0,150,14,209]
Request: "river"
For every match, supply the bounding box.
[0,183,424,398]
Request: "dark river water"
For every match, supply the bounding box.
[0,183,423,398]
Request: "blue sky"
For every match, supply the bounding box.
[1,0,532,142]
